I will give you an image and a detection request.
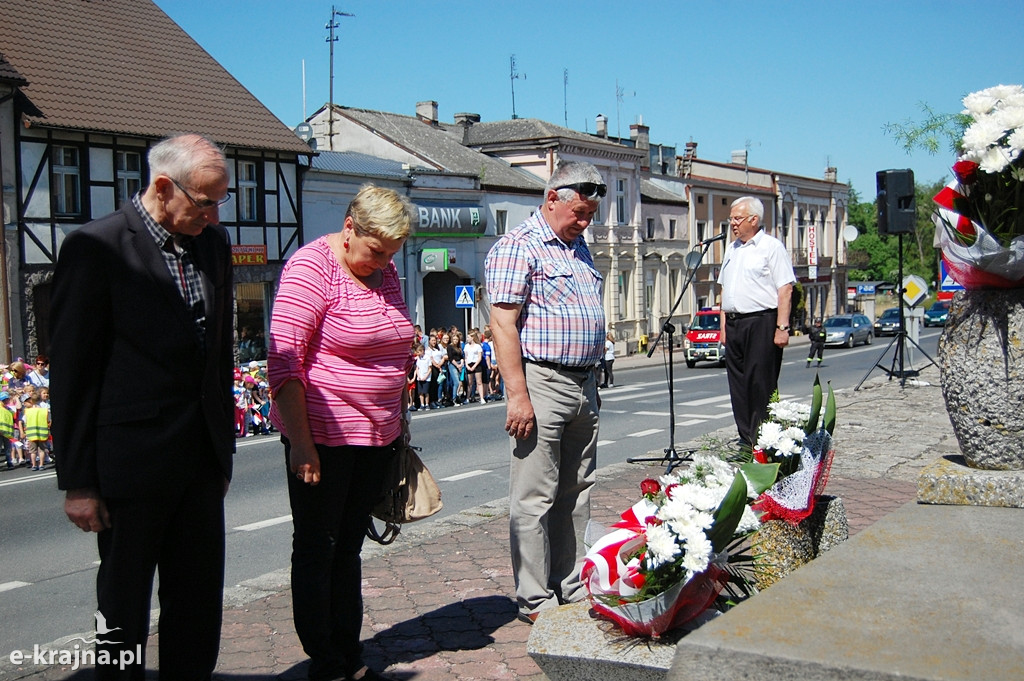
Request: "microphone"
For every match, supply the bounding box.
[694,231,727,247]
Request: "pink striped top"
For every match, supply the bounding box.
[268,236,414,447]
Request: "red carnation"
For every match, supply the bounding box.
[640,478,661,497]
[952,159,979,185]
[753,447,768,464]
[664,483,679,499]
[644,515,662,526]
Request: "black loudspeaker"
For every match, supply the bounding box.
[876,169,916,234]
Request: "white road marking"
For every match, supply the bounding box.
[634,411,670,417]
[628,429,664,438]
[677,410,734,420]
[0,581,31,593]
[678,395,732,406]
[233,515,292,532]
[677,419,707,427]
[0,471,57,487]
[438,469,490,482]
[596,440,616,447]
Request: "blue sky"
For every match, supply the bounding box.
[158,0,1023,207]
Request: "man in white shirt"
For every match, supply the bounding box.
[717,196,796,446]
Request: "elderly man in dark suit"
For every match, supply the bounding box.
[51,134,235,681]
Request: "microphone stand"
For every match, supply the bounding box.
[627,237,721,473]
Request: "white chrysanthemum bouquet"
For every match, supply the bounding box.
[931,84,1024,288]
[752,376,837,524]
[581,453,775,637]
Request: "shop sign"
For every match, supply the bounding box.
[414,204,486,236]
[420,248,449,272]
[232,245,267,266]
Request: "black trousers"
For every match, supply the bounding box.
[95,457,226,681]
[807,341,825,362]
[285,437,398,681]
[725,313,784,446]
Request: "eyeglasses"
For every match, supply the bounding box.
[170,178,231,210]
[729,214,754,224]
[555,182,607,200]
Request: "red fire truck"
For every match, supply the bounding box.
[683,307,725,369]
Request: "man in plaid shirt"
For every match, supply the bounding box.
[485,160,606,624]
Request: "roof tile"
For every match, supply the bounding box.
[0,0,310,154]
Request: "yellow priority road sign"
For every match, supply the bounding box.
[902,274,928,307]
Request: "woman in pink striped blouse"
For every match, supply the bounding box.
[268,184,414,681]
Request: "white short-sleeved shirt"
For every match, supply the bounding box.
[717,230,796,313]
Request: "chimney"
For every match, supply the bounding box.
[684,141,698,158]
[416,100,438,126]
[825,166,837,182]
[454,112,480,144]
[629,122,650,151]
[596,113,608,138]
[731,149,748,165]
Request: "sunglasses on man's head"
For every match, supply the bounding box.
[555,182,607,199]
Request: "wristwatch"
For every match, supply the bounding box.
[777,325,790,331]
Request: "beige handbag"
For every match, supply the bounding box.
[366,444,443,544]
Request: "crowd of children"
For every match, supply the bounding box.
[2,356,53,471]
[408,324,504,412]
[233,360,274,438]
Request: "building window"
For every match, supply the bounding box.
[668,219,676,240]
[116,150,142,206]
[697,195,704,204]
[496,209,508,235]
[52,145,81,216]
[618,271,630,319]
[646,218,655,240]
[616,179,627,225]
[696,221,706,243]
[238,161,258,222]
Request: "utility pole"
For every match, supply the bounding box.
[326,6,354,150]
[563,69,569,128]
[510,55,525,120]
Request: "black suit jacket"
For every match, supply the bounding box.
[51,202,235,498]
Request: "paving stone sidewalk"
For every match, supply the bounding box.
[4,364,953,681]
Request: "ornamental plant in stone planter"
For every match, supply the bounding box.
[748,377,847,589]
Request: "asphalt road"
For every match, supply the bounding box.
[0,328,941,656]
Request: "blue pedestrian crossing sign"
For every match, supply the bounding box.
[939,260,965,291]
[455,285,475,308]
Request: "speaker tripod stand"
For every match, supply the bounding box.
[856,232,937,389]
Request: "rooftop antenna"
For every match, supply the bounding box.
[510,55,525,120]
[302,59,306,121]
[615,79,635,140]
[563,68,569,128]
[326,6,354,150]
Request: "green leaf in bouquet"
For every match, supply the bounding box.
[805,374,823,435]
[823,381,837,435]
[739,461,779,495]
[707,473,748,554]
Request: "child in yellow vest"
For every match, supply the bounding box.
[20,395,50,471]
[0,391,14,470]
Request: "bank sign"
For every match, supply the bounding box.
[414,203,486,237]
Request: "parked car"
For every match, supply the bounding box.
[925,300,951,327]
[873,308,902,337]
[823,314,873,347]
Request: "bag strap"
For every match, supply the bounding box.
[366,516,401,545]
